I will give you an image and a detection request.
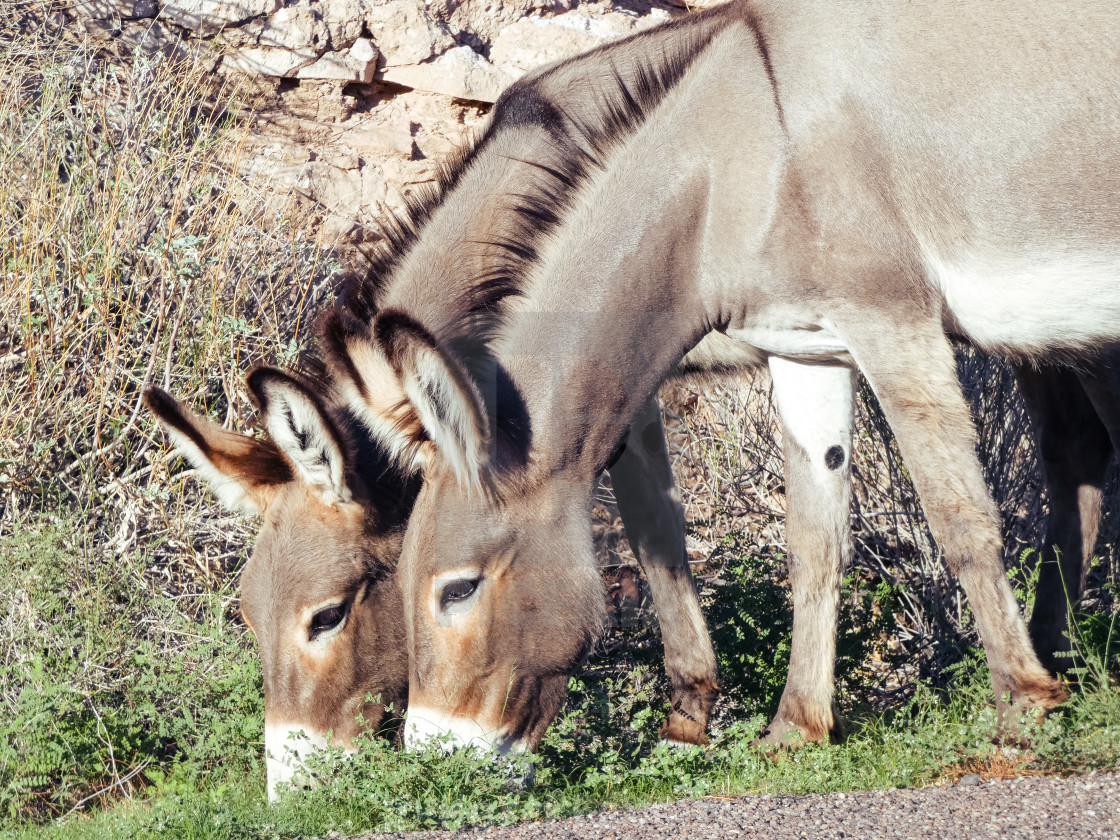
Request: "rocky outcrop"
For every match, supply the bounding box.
[65,0,691,248]
[160,0,281,37]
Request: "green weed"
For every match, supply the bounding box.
[0,520,263,822]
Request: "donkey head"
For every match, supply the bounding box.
[321,309,605,759]
[144,369,414,800]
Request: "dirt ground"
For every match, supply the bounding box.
[368,773,1119,840]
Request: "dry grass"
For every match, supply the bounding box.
[0,4,340,584]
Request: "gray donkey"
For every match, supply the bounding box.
[319,0,1120,757]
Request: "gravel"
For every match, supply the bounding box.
[368,773,1120,839]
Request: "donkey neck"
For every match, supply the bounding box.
[493,22,783,483]
[363,2,743,353]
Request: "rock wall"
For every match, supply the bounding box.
[68,0,712,246]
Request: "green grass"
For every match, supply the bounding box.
[11,667,1120,839]
[0,520,265,825]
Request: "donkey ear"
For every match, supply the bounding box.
[246,367,352,506]
[317,307,431,473]
[143,387,293,514]
[374,309,491,490]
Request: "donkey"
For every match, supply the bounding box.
[1018,365,1120,673]
[143,372,416,800]
[144,351,740,797]
[321,0,1120,756]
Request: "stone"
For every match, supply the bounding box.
[78,17,117,40]
[361,164,389,211]
[295,161,365,213]
[223,45,317,77]
[315,0,363,50]
[323,148,360,169]
[363,0,454,67]
[490,9,672,78]
[297,38,379,83]
[258,6,328,51]
[215,19,261,47]
[413,131,461,159]
[159,0,281,37]
[379,45,512,104]
[119,20,186,57]
[273,84,359,122]
[345,124,414,156]
[321,213,362,243]
[72,0,157,21]
[238,137,313,185]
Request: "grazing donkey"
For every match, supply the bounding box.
[145,354,1114,797]
[1018,365,1120,673]
[321,0,1120,757]
[143,373,417,800]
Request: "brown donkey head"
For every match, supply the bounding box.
[322,310,606,759]
[144,369,416,800]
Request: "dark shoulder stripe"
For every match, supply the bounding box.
[743,5,785,131]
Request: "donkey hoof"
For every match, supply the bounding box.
[1017,676,1070,710]
[755,714,841,750]
[658,713,710,747]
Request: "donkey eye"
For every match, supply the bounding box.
[439,579,479,611]
[309,602,349,640]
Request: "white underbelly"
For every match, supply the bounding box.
[929,250,1120,355]
[724,319,851,363]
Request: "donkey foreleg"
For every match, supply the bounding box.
[761,357,856,746]
[1017,364,1114,674]
[847,323,1066,723]
[608,396,720,745]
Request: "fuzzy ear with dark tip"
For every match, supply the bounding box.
[143,387,293,514]
[317,307,431,473]
[374,309,491,490]
[246,367,352,505]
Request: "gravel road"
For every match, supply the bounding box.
[370,773,1118,839]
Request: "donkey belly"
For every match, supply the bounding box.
[930,249,1120,357]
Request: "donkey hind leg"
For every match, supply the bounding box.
[1016,365,1113,674]
[608,396,720,745]
[759,358,855,745]
[848,323,1066,722]
[1078,362,1120,454]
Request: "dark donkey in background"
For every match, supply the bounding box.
[322,0,1120,757]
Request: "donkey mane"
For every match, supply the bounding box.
[340,5,728,346]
